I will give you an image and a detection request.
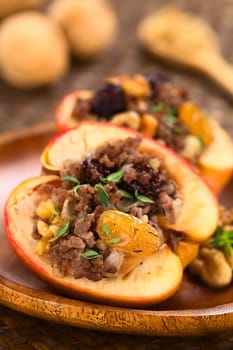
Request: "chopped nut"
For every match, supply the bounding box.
[37,220,50,237]
[35,238,51,255]
[36,199,56,220]
[112,111,141,130]
[137,99,148,112]
[189,247,233,288]
[149,158,161,171]
[35,199,64,254]
[181,135,202,160]
[48,0,117,59]
[0,12,69,88]
[141,215,149,224]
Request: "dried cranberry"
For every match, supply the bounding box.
[81,158,111,185]
[145,73,169,98]
[92,83,126,118]
[121,162,162,199]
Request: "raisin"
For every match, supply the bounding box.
[92,82,126,118]
[81,158,111,185]
[121,162,162,200]
[144,73,169,98]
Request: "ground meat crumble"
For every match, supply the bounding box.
[33,137,182,281]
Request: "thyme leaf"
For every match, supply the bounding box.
[165,106,177,124]
[210,226,233,256]
[165,113,177,124]
[95,184,109,207]
[62,176,80,184]
[166,105,175,116]
[173,127,184,135]
[152,103,164,113]
[73,184,81,196]
[49,212,57,224]
[80,214,85,222]
[55,221,71,240]
[62,176,81,196]
[197,135,205,148]
[118,189,134,199]
[101,169,124,184]
[109,237,122,244]
[80,250,101,260]
[135,190,154,204]
[103,222,111,236]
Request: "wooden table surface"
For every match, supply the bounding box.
[0,0,233,348]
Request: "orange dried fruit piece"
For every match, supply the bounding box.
[96,210,161,258]
[179,102,212,145]
[140,113,158,137]
[179,102,233,193]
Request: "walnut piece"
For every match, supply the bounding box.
[189,247,233,288]
[0,0,44,18]
[0,11,69,88]
[48,0,117,59]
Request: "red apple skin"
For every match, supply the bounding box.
[4,176,183,307]
[54,90,233,194]
[55,91,80,132]
[41,121,219,243]
[55,90,94,132]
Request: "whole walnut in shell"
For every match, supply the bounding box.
[0,0,44,18]
[48,0,117,59]
[0,12,69,88]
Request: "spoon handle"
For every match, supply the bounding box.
[201,53,233,99]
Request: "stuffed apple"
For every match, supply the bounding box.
[54,74,233,194]
[5,123,219,306]
[39,122,218,291]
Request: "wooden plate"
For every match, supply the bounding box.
[0,123,233,336]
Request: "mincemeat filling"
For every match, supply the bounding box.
[71,74,203,157]
[33,137,182,281]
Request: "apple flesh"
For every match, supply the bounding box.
[4,175,183,307]
[41,122,219,243]
[55,90,93,132]
[55,90,233,194]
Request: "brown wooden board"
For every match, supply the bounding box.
[0,0,233,347]
[0,124,233,337]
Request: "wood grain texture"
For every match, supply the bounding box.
[0,0,233,346]
[0,304,232,350]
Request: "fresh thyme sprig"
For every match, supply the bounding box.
[62,176,81,195]
[210,226,233,256]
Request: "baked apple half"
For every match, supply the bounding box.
[5,123,219,306]
[41,121,218,272]
[54,74,233,194]
[41,122,218,241]
[5,176,182,306]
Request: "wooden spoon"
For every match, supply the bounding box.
[138,7,233,98]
